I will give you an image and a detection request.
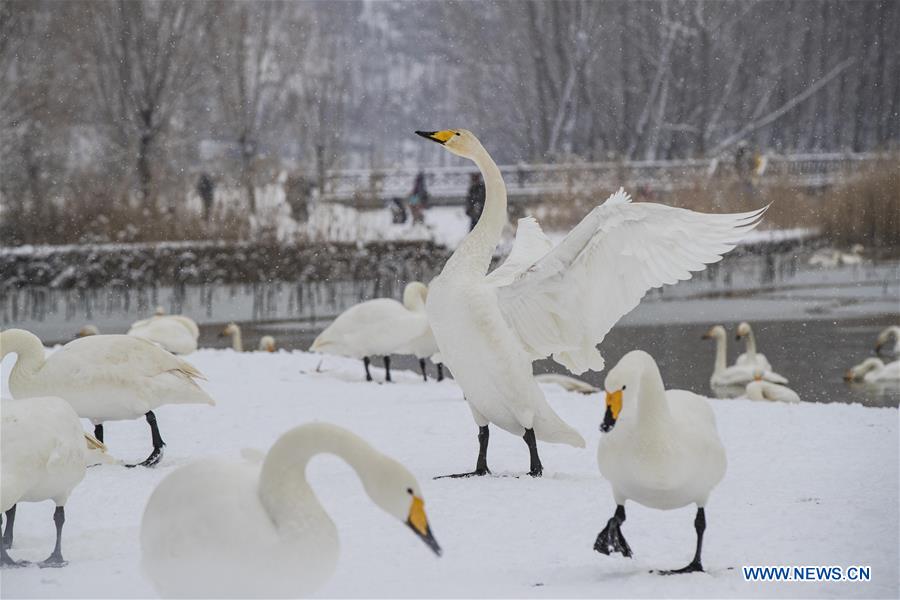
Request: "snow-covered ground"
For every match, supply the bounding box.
[1,349,897,598]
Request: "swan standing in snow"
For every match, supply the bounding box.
[259,335,276,352]
[140,423,441,598]
[844,357,900,383]
[703,325,787,387]
[128,314,200,355]
[734,321,773,371]
[310,282,443,382]
[416,129,763,477]
[1,396,89,567]
[1,329,214,467]
[875,326,900,358]
[219,322,244,351]
[595,351,726,574]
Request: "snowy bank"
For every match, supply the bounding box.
[1,349,897,598]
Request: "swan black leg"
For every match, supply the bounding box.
[658,507,706,575]
[436,363,444,382]
[419,358,428,382]
[93,424,104,443]
[435,425,491,478]
[594,504,633,557]
[126,411,165,468]
[363,357,373,381]
[38,507,67,568]
[0,512,28,568]
[383,356,392,382]
[2,505,15,549]
[523,428,543,477]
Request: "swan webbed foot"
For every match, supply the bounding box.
[433,467,491,479]
[0,554,30,568]
[38,553,67,568]
[655,560,703,575]
[594,505,632,557]
[126,445,164,468]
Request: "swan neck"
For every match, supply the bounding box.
[258,424,376,533]
[745,329,757,356]
[713,335,727,374]
[636,360,671,424]
[1,330,45,388]
[232,328,243,352]
[444,146,507,276]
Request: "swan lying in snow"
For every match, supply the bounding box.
[128,314,199,355]
[875,326,900,358]
[595,351,726,574]
[534,373,599,394]
[844,357,900,383]
[258,335,276,352]
[140,423,441,598]
[734,321,773,371]
[1,329,214,468]
[745,374,801,403]
[416,128,764,478]
[1,396,92,567]
[703,325,788,386]
[310,282,443,382]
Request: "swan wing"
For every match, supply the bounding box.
[45,335,206,382]
[485,217,554,286]
[495,189,767,374]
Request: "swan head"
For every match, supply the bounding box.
[219,322,240,338]
[76,324,100,338]
[259,335,276,352]
[415,129,483,159]
[154,306,166,316]
[599,350,654,432]
[735,321,751,340]
[701,325,726,341]
[402,282,428,311]
[361,456,442,556]
[845,357,883,381]
[875,326,899,354]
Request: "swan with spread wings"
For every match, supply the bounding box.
[416,129,766,478]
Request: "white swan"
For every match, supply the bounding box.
[259,335,276,352]
[140,422,441,598]
[595,350,726,574]
[220,322,244,352]
[1,329,214,467]
[844,357,900,383]
[1,396,88,567]
[416,129,763,477]
[875,326,900,358]
[310,282,443,382]
[745,377,801,403]
[534,373,599,395]
[734,321,773,371]
[128,314,199,355]
[703,325,788,386]
[76,325,99,338]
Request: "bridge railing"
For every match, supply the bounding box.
[321,153,880,205]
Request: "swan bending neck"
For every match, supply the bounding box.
[1,329,45,384]
[258,424,375,531]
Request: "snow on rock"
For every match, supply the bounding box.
[1,349,896,598]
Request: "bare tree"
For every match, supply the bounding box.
[76,0,207,207]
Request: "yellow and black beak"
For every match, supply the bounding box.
[406,496,442,556]
[415,130,455,145]
[600,389,623,433]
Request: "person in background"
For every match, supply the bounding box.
[284,173,312,222]
[408,171,429,224]
[464,172,485,231]
[197,173,215,222]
